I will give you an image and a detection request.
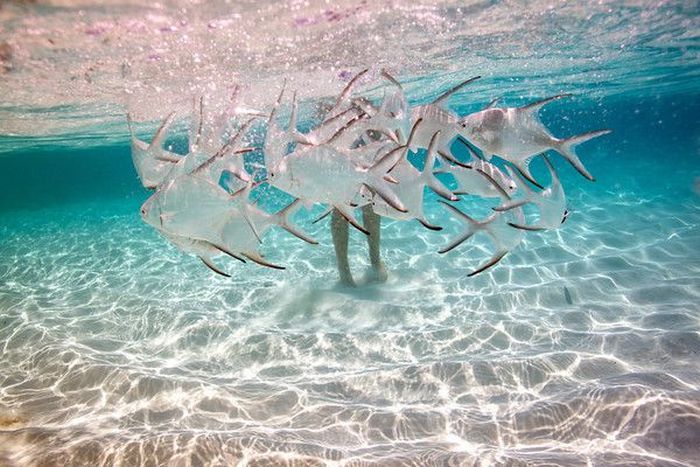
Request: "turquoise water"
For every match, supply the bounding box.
[2,90,699,465]
[1,1,700,464]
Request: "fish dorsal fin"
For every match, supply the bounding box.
[324,68,369,123]
[190,95,205,152]
[521,93,572,114]
[149,112,177,150]
[268,80,287,126]
[381,69,403,90]
[190,118,257,175]
[288,91,298,134]
[431,75,481,106]
[541,154,561,189]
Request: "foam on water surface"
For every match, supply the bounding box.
[1,1,700,465]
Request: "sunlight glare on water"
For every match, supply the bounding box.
[0,1,699,466]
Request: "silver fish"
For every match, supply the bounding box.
[458,94,611,184]
[437,158,516,199]
[408,76,481,165]
[493,155,569,230]
[371,127,457,230]
[127,112,181,189]
[268,138,408,235]
[438,170,525,277]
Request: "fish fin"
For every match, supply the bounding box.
[508,222,546,231]
[484,97,500,110]
[438,199,481,225]
[335,204,370,235]
[369,144,407,176]
[423,132,458,201]
[511,161,544,189]
[468,250,508,277]
[438,231,475,254]
[190,118,256,175]
[432,76,481,105]
[242,252,285,270]
[541,154,561,188]
[324,113,363,145]
[312,207,333,224]
[154,152,180,163]
[325,68,369,121]
[476,168,513,200]
[275,199,318,245]
[190,96,204,152]
[209,243,247,263]
[437,149,472,169]
[376,117,420,175]
[352,96,378,116]
[383,174,399,184]
[267,80,286,125]
[381,68,403,90]
[521,94,573,114]
[492,199,530,212]
[363,182,406,213]
[199,256,231,277]
[418,217,442,231]
[149,112,177,150]
[289,91,298,133]
[557,129,611,181]
[241,207,263,244]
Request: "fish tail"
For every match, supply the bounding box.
[275,199,318,245]
[437,200,483,254]
[557,129,611,181]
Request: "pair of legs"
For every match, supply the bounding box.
[331,205,387,286]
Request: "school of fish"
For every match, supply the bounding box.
[129,69,611,277]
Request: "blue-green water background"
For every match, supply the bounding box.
[1,88,699,465]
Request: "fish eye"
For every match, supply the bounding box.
[140,208,146,215]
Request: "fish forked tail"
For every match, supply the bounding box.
[274,199,319,245]
[437,200,484,254]
[422,131,458,201]
[556,129,611,181]
[437,200,510,276]
[365,142,411,213]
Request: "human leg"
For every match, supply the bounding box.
[362,205,388,282]
[331,208,355,286]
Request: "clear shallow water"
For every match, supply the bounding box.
[1,93,699,465]
[2,1,700,466]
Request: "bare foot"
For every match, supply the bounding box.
[368,262,388,283]
[338,272,357,287]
